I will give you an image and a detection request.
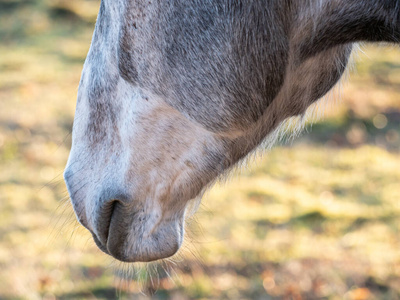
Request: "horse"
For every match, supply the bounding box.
[64,0,400,262]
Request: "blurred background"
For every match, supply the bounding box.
[1,0,400,299]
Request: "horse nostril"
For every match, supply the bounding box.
[96,200,120,247]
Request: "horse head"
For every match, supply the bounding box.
[64,0,400,262]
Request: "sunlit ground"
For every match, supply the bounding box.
[1,1,400,299]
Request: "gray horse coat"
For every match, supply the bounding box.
[64,0,400,262]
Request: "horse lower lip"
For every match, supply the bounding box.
[105,212,184,262]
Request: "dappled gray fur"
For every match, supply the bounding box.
[65,0,400,262]
[119,0,399,132]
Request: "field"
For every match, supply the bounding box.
[1,1,400,299]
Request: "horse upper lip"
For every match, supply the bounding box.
[91,232,110,255]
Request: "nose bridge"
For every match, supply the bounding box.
[76,0,122,147]
[81,56,121,147]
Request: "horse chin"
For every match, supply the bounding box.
[93,202,185,263]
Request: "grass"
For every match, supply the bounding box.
[0,1,399,299]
